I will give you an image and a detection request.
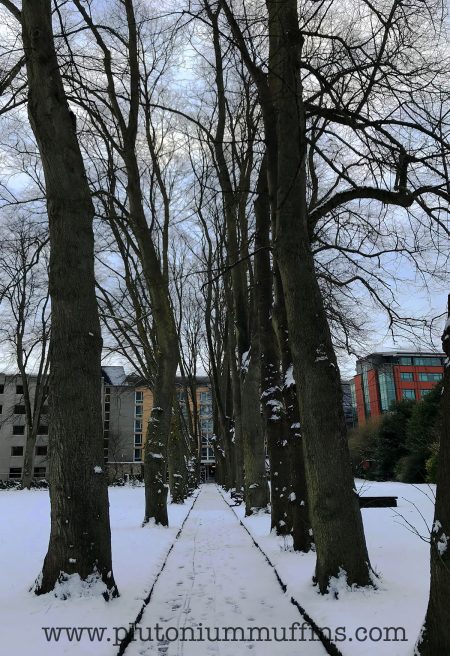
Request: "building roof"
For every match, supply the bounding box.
[357,349,445,362]
[101,366,128,386]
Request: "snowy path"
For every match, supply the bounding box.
[125,484,327,656]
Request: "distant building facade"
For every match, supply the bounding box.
[0,374,49,482]
[0,367,214,482]
[351,351,445,424]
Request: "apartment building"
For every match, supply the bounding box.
[133,376,215,482]
[0,367,215,482]
[350,351,445,424]
[0,373,49,482]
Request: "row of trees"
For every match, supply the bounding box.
[0,0,449,651]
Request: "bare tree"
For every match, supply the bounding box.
[0,216,50,488]
[0,0,118,597]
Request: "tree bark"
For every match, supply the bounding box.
[21,0,117,597]
[266,0,372,591]
[416,296,450,653]
[241,350,270,515]
[254,155,291,533]
[272,269,312,551]
[168,407,189,504]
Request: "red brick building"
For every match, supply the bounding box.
[350,351,445,424]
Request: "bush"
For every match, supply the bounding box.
[372,399,415,480]
[349,383,442,482]
[398,383,442,483]
[425,442,439,483]
[348,415,382,478]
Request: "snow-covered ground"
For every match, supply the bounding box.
[0,486,196,656]
[225,480,435,656]
[0,481,435,656]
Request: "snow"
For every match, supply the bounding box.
[125,484,326,656]
[0,486,196,656]
[94,466,103,474]
[224,480,435,655]
[284,364,295,388]
[241,349,250,374]
[0,480,437,655]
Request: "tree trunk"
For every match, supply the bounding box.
[283,364,312,552]
[254,155,291,533]
[241,350,270,515]
[22,0,117,597]
[416,297,450,654]
[123,137,179,529]
[143,356,177,525]
[225,280,244,495]
[267,0,372,591]
[168,408,189,504]
[22,423,39,489]
[272,269,312,551]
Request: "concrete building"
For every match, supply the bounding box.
[0,367,215,482]
[350,350,445,424]
[0,373,49,482]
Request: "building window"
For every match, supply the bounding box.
[200,404,212,416]
[402,389,416,400]
[134,419,142,433]
[379,369,396,411]
[13,425,25,435]
[361,363,372,417]
[37,425,48,435]
[134,448,142,462]
[200,418,213,432]
[134,433,142,446]
[398,357,412,365]
[418,373,442,382]
[36,445,48,456]
[0,405,2,414]
[14,405,26,415]
[16,384,24,394]
[199,391,212,402]
[33,467,46,479]
[9,467,22,480]
[400,372,414,381]
[11,446,24,457]
[135,390,144,403]
[413,357,442,367]
[135,405,143,417]
[0,384,4,394]
[201,447,214,461]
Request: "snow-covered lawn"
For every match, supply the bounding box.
[0,481,435,656]
[225,480,435,656]
[0,486,196,656]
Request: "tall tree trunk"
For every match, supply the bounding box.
[254,155,291,533]
[416,297,450,654]
[273,269,312,551]
[168,408,189,504]
[143,352,177,525]
[225,278,244,495]
[22,424,39,488]
[267,0,372,591]
[123,123,179,530]
[21,0,117,597]
[241,349,270,515]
